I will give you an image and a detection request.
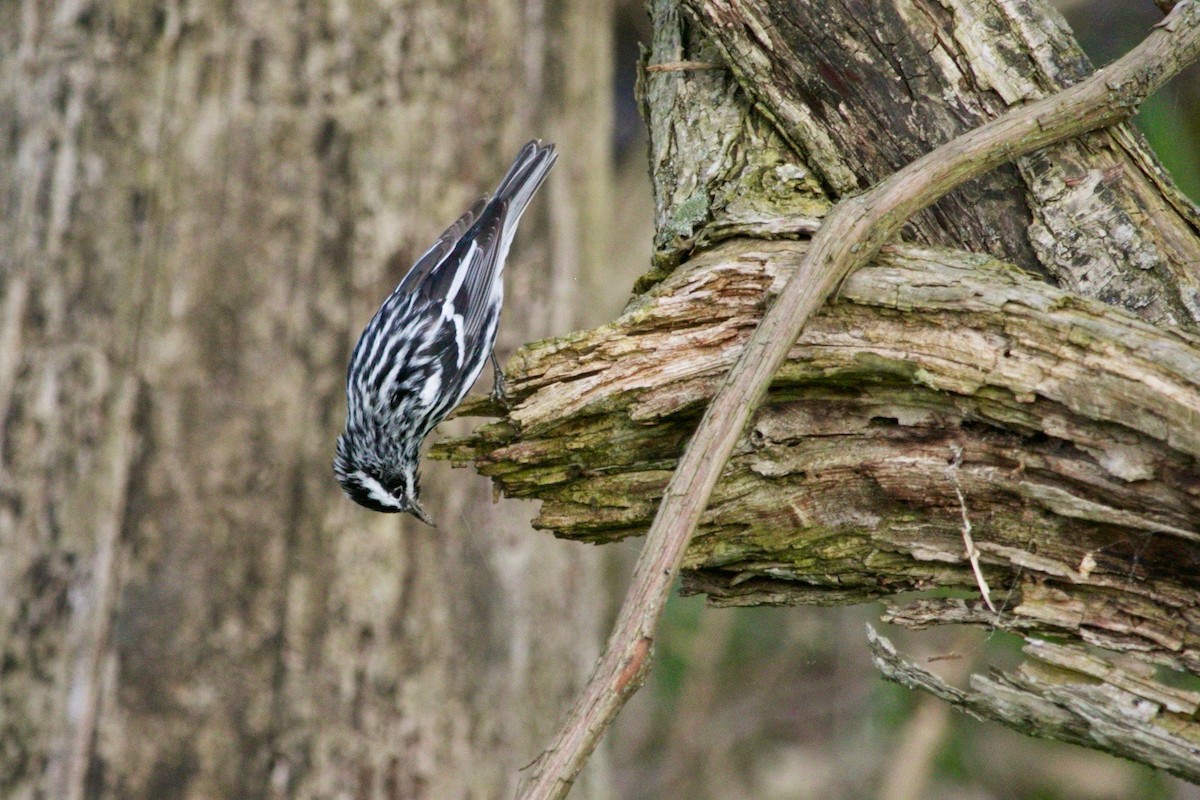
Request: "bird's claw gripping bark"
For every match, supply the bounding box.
[490,352,510,410]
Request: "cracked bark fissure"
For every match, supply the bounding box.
[447,0,1200,794]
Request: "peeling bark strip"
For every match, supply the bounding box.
[453,1,1200,793]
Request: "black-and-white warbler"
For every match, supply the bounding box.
[334,140,557,524]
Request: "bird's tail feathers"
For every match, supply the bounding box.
[493,140,557,231]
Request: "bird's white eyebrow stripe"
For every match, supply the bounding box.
[357,471,401,508]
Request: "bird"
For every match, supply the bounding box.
[333,140,557,524]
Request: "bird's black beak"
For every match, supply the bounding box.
[409,498,436,527]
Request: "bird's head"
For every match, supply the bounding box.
[333,427,435,525]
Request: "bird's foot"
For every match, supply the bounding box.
[490,353,510,410]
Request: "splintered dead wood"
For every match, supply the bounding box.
[471,235,1200,779]
[445,241,1200,665]
[868,626,1200,783]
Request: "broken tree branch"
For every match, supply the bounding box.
[445,241,1200,662]
[867,625,1200,782]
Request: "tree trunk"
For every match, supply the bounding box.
[0,2,611,798]
[440,0,1200,782]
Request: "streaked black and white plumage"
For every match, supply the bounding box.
[334,140,557,524]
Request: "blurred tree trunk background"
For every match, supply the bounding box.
[0,1,614,799]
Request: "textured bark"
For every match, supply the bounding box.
[440,0,1200,780]
[644,0,1200,321]
[441,241,1200,631]
[0,2,611,799]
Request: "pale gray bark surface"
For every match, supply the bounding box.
[0,2,612,798]
[442,0,1200,781]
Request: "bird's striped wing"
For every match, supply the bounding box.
[414,141,556,356]
[396,196,488,295]
[413,199,505,345]
[347,142,555,432]
[398,209,504,432]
